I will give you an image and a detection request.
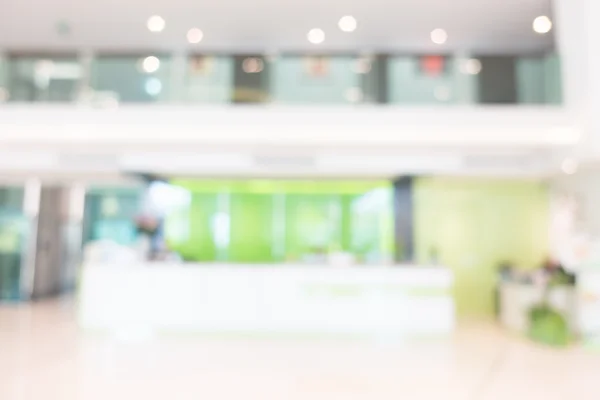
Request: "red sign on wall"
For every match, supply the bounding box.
[420,55,445,77]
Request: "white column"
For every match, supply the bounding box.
[554,0,588,109]
[554,0,600,159]
[20,179,41,300]
[62,184,86,290]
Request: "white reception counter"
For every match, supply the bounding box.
[79,263,454,339]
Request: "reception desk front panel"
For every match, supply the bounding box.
[79,264,454,339]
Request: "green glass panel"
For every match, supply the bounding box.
[168,193,219,262]
[163,180,394,264]
[171,179,389,195]
[284,194,342,261]
[228,193,275,263]
[350,188,394,263]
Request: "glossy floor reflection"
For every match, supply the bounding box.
[1,300,599,400]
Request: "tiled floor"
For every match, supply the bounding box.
[1,300,599,400]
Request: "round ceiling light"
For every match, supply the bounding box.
[533,16,552,34]
[142,56,160,73]
[187,28,204,44]
[147,15,166,33]
[307,28,325,44]
[338,16,357,32]
[430,28,448,45]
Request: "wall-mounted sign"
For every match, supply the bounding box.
[420,55,446,77]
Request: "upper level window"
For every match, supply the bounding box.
[5,55,81,102]
[90,55,172,103]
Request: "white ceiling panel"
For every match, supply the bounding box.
[0,0,554,52]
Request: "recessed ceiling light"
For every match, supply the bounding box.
[338,16,357,32]
[142,56,160,73]
[562,158,578,175]
[147,15,165,33]
[307,28,325,44]
[430,28,448,45]
[533,15,552,34]
[187,28,204,44]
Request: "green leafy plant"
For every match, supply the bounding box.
[527,271,573,348]
[528,303,569,347]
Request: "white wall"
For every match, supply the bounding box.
[554,0,600,160]
[549,168,600,269]
[551,169,600,238]
[0,103,580,178]
[0,105,578,147]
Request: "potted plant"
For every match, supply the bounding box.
[527,266,572,347]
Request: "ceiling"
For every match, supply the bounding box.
[0,145,564,182]
[0,0,554,53]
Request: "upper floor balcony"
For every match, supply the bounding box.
[0,0,582,177]
[0,52,562,106]
[0,50,576,172]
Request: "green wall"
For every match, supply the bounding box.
[413,178,549,317]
